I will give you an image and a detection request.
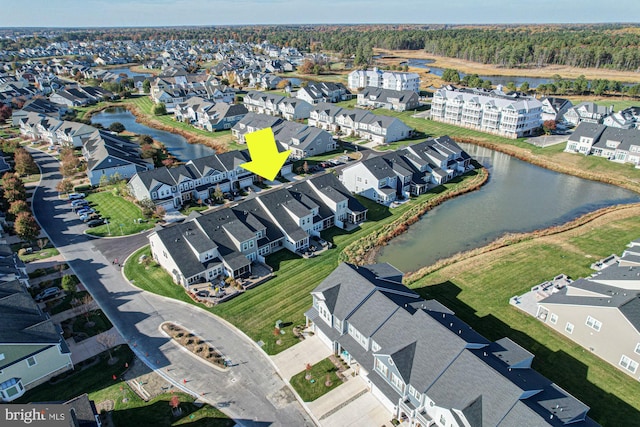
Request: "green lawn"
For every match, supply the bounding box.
[290,358,343,402]
[18,247,60,263]
[406,214,640,426]
[125,173,481,355]
[66,310,114,339]
[16,346,232,427]
[84,191,156,237]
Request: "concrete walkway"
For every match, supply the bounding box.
[307,374,367,420]
[271,335,332,381]
[67,327,127,364]
[24,254,67,274]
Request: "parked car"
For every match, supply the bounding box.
[68,193,85,200]
[76,208,95,216]
[71,199,89,208]
[87,218,105,227]
[34,287,61,302]
[80,213,100,222]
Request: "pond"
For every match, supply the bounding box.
[90,108,217,161]
[377,143,639,272]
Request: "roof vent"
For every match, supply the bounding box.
[449,322,453,327]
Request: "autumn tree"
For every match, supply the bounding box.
[298,60,314,74]
[153,205,166,220]
[0,104,12,121]
[276,79,290,89]
[543,120,557,135]
[213,184,223,202]
[14,148,38,176]
[8,200,29,218]
[169,395,182,416]
[56,178,74,195]
[14,211,40,242]
[2,173,26,202]
[59,149,80,177]
[302,161,309,174]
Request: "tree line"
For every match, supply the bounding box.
[4,25,640,72]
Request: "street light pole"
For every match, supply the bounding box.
[105,219,111,236]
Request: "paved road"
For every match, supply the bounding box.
[29,149,314,427]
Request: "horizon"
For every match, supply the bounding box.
[1,0,639,28]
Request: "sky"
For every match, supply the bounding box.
[1,0,638,27]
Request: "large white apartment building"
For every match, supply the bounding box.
[348,68,420,93]
[430,86,543,139]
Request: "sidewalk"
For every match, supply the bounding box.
[24,254,67,274]
[67,327,126,365]
[50,300,99,323]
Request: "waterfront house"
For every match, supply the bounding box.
[148,173,367,287]
[305,262,600,427]
[174,96,248,131]
[565,122,640,166]
[563,102,612,126]
[540,97,573,122]
[348,68,420,93]
[357,87,419,111]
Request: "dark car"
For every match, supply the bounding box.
[87,218,105,227]
[35,287,61,302]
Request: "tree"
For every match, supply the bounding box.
[169,395,182,416]
[14,211,40,242]
[276,79,290,90]
[302,161,309,174]
[109,122,125,133]
[137,134,154,145]
[8,200,29,218]
[213,184,223,202]
[153,205,166,221]
[74,294,94,322]
[37,237,49,251]
[305,363,312,380]
[519,81,530,93]
[298,60,314,74]
[0,105,12,121]
[312,64,321,75]
[61,274,79,296]
[153,103,167,116]
[542,120,557,135]
[14,148,38,176]
[138,198,156,218]
[2,173,26,202]
[96,332,118,364]
[505,82,517,93]
[56,178,74,195]
[441,69,460,84]
[142,79,151,94]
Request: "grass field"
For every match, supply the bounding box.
[125,174,479,355]
[84,191,156,237]
[290,358,342,402]
[406,209,640,426]
[16,346,232,427]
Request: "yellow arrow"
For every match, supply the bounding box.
[240,127,291,181]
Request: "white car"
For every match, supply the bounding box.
[35,287,61,302]
[68,193,86,200]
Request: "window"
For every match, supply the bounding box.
[371,340,381,352]
[0,353,4,361]
[586,316,602,332]
[565,322,574,334]
[26,356,37,367]
[620,355,639,373]
[549,313,558,324]
[390,372,404,393]
[408,385,420,400]
[374,358,388,377]
[635,343,640,355]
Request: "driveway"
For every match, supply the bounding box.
[271,335,331,381]
[29,148,315,426]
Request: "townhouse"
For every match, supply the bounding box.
[356,87,419,111]
[0,240,73,402]
[563,102,613,126]
[150,69,229,112]
[295,81,350,105]
[430,86,543,139]
[128,150,255,210]
[232,112,337,160]
[49,85,114,107]
[565,122,640,166]
[532,240,640,382]
[174,96,248,132]
[305,262,600,427]
[340,137,472,205]
[17,111,97,148]
[309,103,413,144]
[148,173,367,287]
[83,129,154,186]
[540,97,573,122]
[348,68,421,93]
[602,106,640,129]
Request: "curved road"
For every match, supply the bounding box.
[30,149,314,427]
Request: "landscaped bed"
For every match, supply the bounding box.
[160,322,228,370]
[290,358,344,402]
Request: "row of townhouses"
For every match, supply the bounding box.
[356,87,420,111]
[348,68,421,93]
[339,136,472,205]
[0,236,73,402]
[173,96,249,132]
[305,262,600,427]
[148,173,367,286]
[16,111,153,185]
[128,150,256,211]
[232,112,337,160]
[430,86,543,139]
[49,85,115,107]
[295,81,351,105]
[309,103,413,144]
[243,91,314,120]
[520,239,640,383]
[565,122,640,166]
